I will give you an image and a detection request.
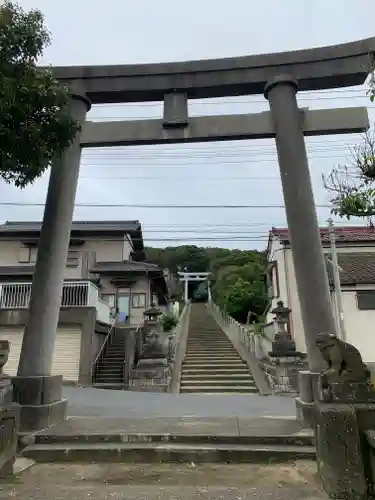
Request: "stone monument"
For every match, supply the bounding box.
[128,305,171,392]
[0,340,19,478]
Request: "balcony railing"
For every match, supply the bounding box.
[0,281,111,324]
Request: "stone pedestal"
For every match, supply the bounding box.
[0,378,19,478]
[296,371,375,500]
[129,358,171,392]
[315,402,373,500]
[11,375,67,433]
[267,353,307,394]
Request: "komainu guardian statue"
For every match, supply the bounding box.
[316,332,370,384]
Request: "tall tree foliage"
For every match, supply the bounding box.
[145,245,268,323]
[324,75,375,220]
[0,1,80,187]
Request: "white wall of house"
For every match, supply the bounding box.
[84,237,132,262]
[0,236,134,281]
[331,287,375,363]
[267,234,375,360]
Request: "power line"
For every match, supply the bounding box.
[0,201,332,208]
[78,175,283,180]
[80,138,365,152]
[90,89,371,109]
[78,155,352,168]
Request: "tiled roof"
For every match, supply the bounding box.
[272,226,375,244]
[91,260,162,273]
[0,220,141,233]
[0,220,145,252]
[326,253,375,285]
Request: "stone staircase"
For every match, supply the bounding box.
[92,328,125,388]
[180,303,258,394]
[21,416,316,464]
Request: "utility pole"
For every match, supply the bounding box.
[328,217,346,340]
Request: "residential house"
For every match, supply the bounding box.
[266,226,375,363]
[0,220,170,384]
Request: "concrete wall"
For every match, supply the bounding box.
[0,307,99,385]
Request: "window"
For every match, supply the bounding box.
[101,294,116,308]
[132,293,146,308]
[357,291,375,310]
[267,262,279,299]
[19,245,31,263]
[66,249,80,267]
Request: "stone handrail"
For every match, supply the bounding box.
[168,301,192,393]
[208,299,256,355]
[207,299,272,395]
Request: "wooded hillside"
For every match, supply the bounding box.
[145,245,268,324]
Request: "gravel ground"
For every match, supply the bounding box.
[0,461,326,500]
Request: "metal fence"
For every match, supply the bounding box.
[0,281,94,309]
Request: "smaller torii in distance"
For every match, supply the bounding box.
[178,272,210,303]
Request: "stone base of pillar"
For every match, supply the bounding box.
[295,370,321,428]
[11,375,67,433]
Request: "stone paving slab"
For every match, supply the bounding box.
[36,416,310,438]
[0,462,327,499]
[63,387,296,419]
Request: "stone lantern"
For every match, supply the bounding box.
[129,303,171,393]
[269,301,296,355]
[139,303,165,364]
[143,303,162,330]
[268,301,306,395]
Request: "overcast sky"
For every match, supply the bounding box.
[2,0,375,250]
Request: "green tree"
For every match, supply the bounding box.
[0,1,80,187]
[324,75,375,220]
[145,244,269,321]
[212,261,268,323]
[324,130,375,220]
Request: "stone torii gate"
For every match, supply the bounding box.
[14,37,375,430]
[178,272,210,303]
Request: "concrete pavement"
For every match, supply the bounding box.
[63,387,296,418]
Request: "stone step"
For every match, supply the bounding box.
[34,432,314,447]
[187,336,229,339]
[94,369,123,375]
[185,351,241,360]
[182,367,250,374]
[22,442,315,463]
[96,361,124,367]
[182,362,247,369]
[91,383,125,390]
[180,378,255,387]
[93,377,124,383]
[101,355,125,360]
[184,356,242,364]
[179,386,258,393]
[181,373,253,380]
[186,343,234,346]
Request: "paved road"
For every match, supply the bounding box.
[63,387,296,418]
